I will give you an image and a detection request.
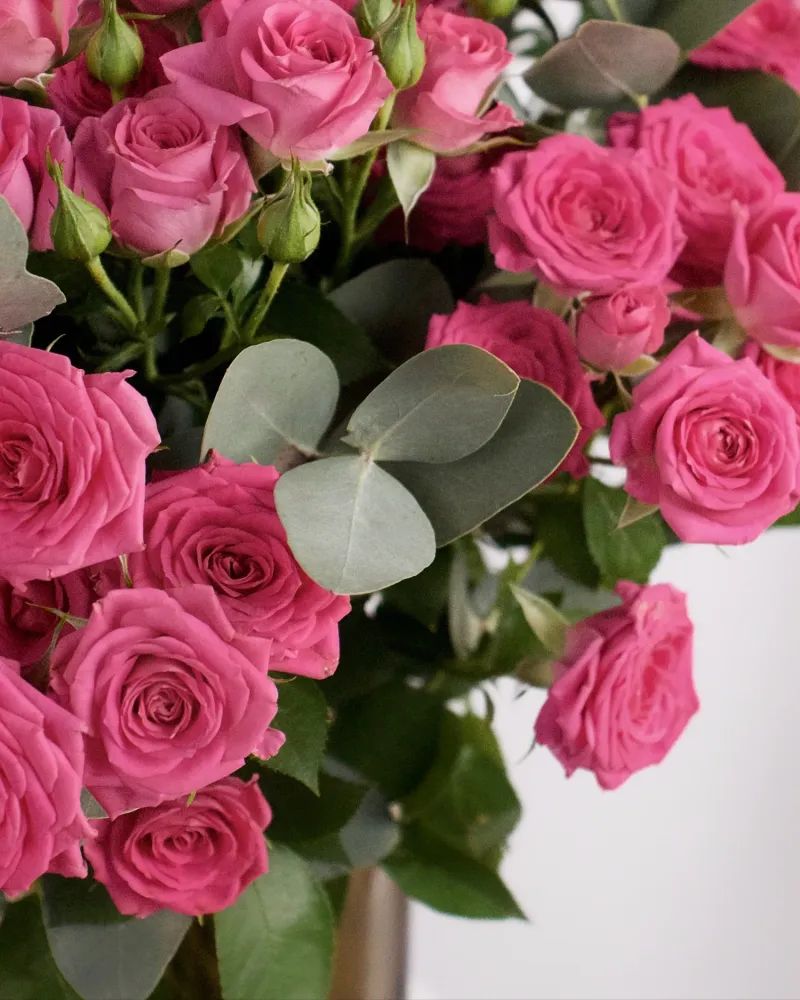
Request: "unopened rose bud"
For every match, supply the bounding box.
[257,167,320,264]
[470,0,518,18]
[86,0,144,95]
[358,0,395,35]
[48,157,112,262]
[576,285,670,371]
[376,0,425,90]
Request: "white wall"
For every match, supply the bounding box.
[408,531,800,1000]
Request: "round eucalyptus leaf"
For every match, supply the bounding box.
[345,344,519,463]
[275,455,436,594]
[0,197,65,331]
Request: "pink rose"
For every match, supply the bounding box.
[609,333,800,544]
[576,286,670,371]
[125,454,350,679]
[49,23,176,135]
[130,0,194,12]
[391,7,518,153]
[489,136,685,294]
[0,96,72,251]
[0,572,92,671]
[50,586,279,817]
[0,656,91,894]
[535,581,697,791]
[0,0,78,85]
[86,777,270,917]
[743,340,800,425]
[161,0,392,162]
[73,85,254,257]
[724,194,800,351]
[425,298,602,477]
[0,343,159,588]
[608,95,784,287]
[691,0,800,90]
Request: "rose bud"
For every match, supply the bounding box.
[470,0,518,18]
[376,0,426,90]
[576,286,670,371]
[257,167,321,264]
[48,157,112,262]
[86,0,144,96]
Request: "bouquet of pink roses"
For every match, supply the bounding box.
[0,0,798,996]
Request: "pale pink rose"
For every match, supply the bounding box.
[0,656,92,894]
[691,0,800,90]
[489,136,685,294]
[426,298,602,477]
[743,340,800,426]
[73,85,254,257]
[161,0,392,162]
[125,454,351,680]
[86,777,270,917]
[576,286,670,371]
[49,23,176,135]
[50,586,279,817]
[725,194,800,351]
[609,333,800,544]
[0,343,159,588]
[608,95,784,287]
[0,96,72,251]
[392,7,518,153]
[0,0,78,85]
[535,581,697,790]
[0,572,92,671]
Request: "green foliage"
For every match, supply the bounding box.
[382,548,452,631]
[582,478,667,585]
[386,140,437,222]
[536,499,600,588]
[590,0,755,50]
[266,679,329,793]
[0,895,80,1000]
[191,243,245,298]
[0,197,65,331]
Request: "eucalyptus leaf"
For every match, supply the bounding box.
[387,380,579,545]
[267,679,329,794]
[386,140,437,223]
[0,896,79,1000]
[274,455,436,594]
[215,845,334,1000]
[1,324,34,347]
[345,344,519,463]
[583,478,666,584]
[0,196,64,331]
[202,339,339,465]
[511,585,569,657]
[646,0,756,50]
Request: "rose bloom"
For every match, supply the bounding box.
[608,95,784,287]
[73,85,254,257]
[691,0,800,90]
[576,286,670,371]
[49,23,175,135]
[86,777,270,917]
[725,194,800,351]
[743,340,800,425]
[392,7,517,153]
[426,298,602,477]
[161,0,392,162]
[0,572,92,671]
[0,96,71,251]
[535,582,697,791]
[0,0,78,85]
[489,136,685,295]
[0,343,158,588]
[609,333,800,544]
[0,656,92,894]
[50,586,279,817]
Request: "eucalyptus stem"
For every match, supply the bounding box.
[85,256,140,331]
[242,261,289,342]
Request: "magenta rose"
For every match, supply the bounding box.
[73,85,254,257]
[609,333,800,544]
[392,7,517,153]
[535,581,697,791]
[0,96,72,251]
[576,286,670,371]
[426,298,601,477]
[0,572,92,671]
[50,586,279,816]
[725,194,800,351]
[161,0,392,162]
[0,343,159,588]
[608,95,784,287]
[123,454,350,680]
[743,340,800,426]
[85,777,270,917]
[0,656,92,894]
[691,0,800,90]
[489,136,685,295]
[0,0,78,85]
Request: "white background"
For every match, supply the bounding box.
[407,531,800,1000]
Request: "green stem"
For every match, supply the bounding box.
[606,0,624,21]
[85,257,139,331]
[353,174,400,247]
[242,261,289,342]
[129,261,145,321]
[148,266,171,327]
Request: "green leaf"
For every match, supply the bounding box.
[383,829,524,920]
[0,196,65,331]
[536,500,599,588]
[41,876,191,1000]
[274,455,436,594]
[526,20,680,109]
[267,679,329,794]
[327,128,418,160]
[511,585,569,656]
[582,478,666,585]
[344,344,519,463]
[201,339,339,465]
[646,0,756,50]
[215,844,334,1000]
[0,896,79,1000]
[386,140,436,223]
[266,770,367,844]
[387,380,579,546]
[382,548,452,631]
[775,502,800,527]
[190,243,243,297]
[618,495,659,529]
[181,293,221,341]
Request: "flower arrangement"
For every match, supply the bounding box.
[0,0,798,996]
